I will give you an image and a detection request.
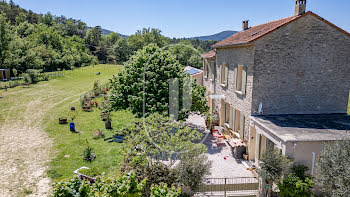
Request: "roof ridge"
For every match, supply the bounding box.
[247,15,297,30]
[212,11,313,48]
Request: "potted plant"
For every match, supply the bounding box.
[105,112,112,130]
[205,112,214,129]
[59,117,68,124]
[68,107,78,131]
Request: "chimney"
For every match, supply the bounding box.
[242,20,249,31]
[295,0,306,16]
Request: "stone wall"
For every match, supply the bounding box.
[214,46,255,141]
[252,14,350,115]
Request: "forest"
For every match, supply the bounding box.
[0,0,216,74]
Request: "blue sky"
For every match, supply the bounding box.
[14,0,350,38]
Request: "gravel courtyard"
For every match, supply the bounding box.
[186,114,255,178]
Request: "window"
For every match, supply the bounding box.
[234,65,247,95]
[231,109,245,140]
[220,63,228,86]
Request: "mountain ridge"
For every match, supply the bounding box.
[188,30,238,41]
[99,28,237,41]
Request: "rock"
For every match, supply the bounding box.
[93,130,105,139]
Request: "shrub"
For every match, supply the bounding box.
[52,172,146,197]
[150,183,181,197]
[26,69,41,83]
[176,154,212,191]
[290,165,309,180]
[316,139,350,196]
[257,147,293,183]
[278,173,314,197]
[93,79,102,96]
[83,140,96,162]
[52,176,90,197]
[23,73,32,84]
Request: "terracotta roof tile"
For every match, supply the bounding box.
[212,12,309,48]
[201,50,216,59]
[213,11,350,48]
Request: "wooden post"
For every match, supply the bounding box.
[224,178,227,197]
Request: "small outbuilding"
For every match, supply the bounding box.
[184,66,203,86]
[0,69,10,81]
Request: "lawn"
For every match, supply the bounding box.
[0,64,135,183]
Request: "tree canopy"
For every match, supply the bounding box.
[109,44,208,120]
[316,139,350,196]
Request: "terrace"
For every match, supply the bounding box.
[186,114,256,178]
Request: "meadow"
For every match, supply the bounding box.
[0,64,135,195]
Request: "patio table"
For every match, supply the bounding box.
[213,133,225,139]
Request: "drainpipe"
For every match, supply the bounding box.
[311,152,316,176]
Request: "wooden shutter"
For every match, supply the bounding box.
[233,65,238,91]
[229,106,234,129]
[211,62,214,79]
[219,64,222,83]
[232,108,236,131]
[240,113,245,140]
[242,66,247,95]
[225,64,229,87]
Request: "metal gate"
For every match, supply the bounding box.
[195,177,259,197]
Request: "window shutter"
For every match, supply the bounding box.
[229,106,234,129]
[219,64,222,83]
[232,108,236,131]
[242,66,247,95]
[225,64,229,87]
[210,61,214,79]
[240,113,245,140]
[233,65,238,90]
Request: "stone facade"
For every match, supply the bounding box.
[252,14,350,115]
[203,13,350,143]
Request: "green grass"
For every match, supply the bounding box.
[0,64,136,181]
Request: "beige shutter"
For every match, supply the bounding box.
[240,113,245,140]
[219,64,222,83]
[229,106,234,129]
[225,64,229,87]
[242,66,247,95]
[233,65,238,91]
[232,108,236,131]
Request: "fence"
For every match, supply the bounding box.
[195,177,259,197]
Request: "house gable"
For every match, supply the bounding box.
[251,13,350,115]
[213,11,350,49]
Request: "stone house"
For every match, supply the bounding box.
[202,0,350,188]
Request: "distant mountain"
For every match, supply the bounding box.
[87,27,128,38]
[188,30,238,41]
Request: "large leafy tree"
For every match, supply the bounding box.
[127,28,168,52]
[110,44,208,120]
[167,41,203,69]
[316,139,350,196]
[0,13,10,66]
